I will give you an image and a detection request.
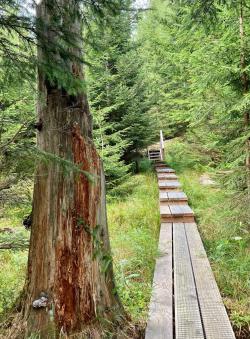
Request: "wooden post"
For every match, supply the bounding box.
[160,130,165,161]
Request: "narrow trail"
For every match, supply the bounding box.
[145,133,235,339]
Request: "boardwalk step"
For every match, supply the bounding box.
[160,191,188,202]
[159,181,181,189]
[157,173,178,180]
[155,164,167,168]
[149,151,160,155]
[160,204,194,217]
[149,149,160,152]
[160,204,195,222]
[156,168,175,173]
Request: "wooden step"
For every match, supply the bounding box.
[158,173,178,180]
[160,204,194,217]
[149,151,160,155]
[160,204,195,222]
[156,168,175,173]
[150,155,161,159]
[160,191,188,203]
[155,163,167,168]
[149,149,160,152]
[159,181,181,190]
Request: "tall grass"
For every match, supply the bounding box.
[108,173,159,322]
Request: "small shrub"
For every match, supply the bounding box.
[166,139,210,173]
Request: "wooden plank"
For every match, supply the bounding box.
[162,216,195,223]
[159,192,170,201]
[158,173,177,178]
[170,205,194,217]
[168,191,187,200]
[145,223,173,339]
[156,168,175,173]
[173,223,204,339]
[158,174,178,180]
[185,223,236,339]
[155,164,167,168]
[159,181,181,189]
[159,191,188,202]
[160,205,171,216]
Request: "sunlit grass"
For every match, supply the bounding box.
[108,173,160,322]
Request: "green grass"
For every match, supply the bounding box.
[0,251,27,314]
[0,203,30,315]
[166,139,250,331]
[108,173,159,322]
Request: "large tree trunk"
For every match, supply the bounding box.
[15,1,123,337]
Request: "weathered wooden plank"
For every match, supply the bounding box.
[158,173,178,180]
[156,168,175,173]
[155,165,166,168]
[185,223,235,339]
[145,223,173,339]
[159,191,188,202]
[161,216,195,223]
[159,181,181,189]
[170,205,194,217]
[167,191,187,200]
[159,192,170,201]
[173,223,204,339]
[160,205,171,216]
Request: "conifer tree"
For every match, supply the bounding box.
[9,1,124,337]
[87,0,153,177]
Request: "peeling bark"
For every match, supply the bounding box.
[14,1,123,337]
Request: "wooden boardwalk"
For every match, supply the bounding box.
[145,149,235,338]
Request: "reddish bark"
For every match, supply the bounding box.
[12,1,123,337]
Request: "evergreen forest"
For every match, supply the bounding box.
[0,0,249,338]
